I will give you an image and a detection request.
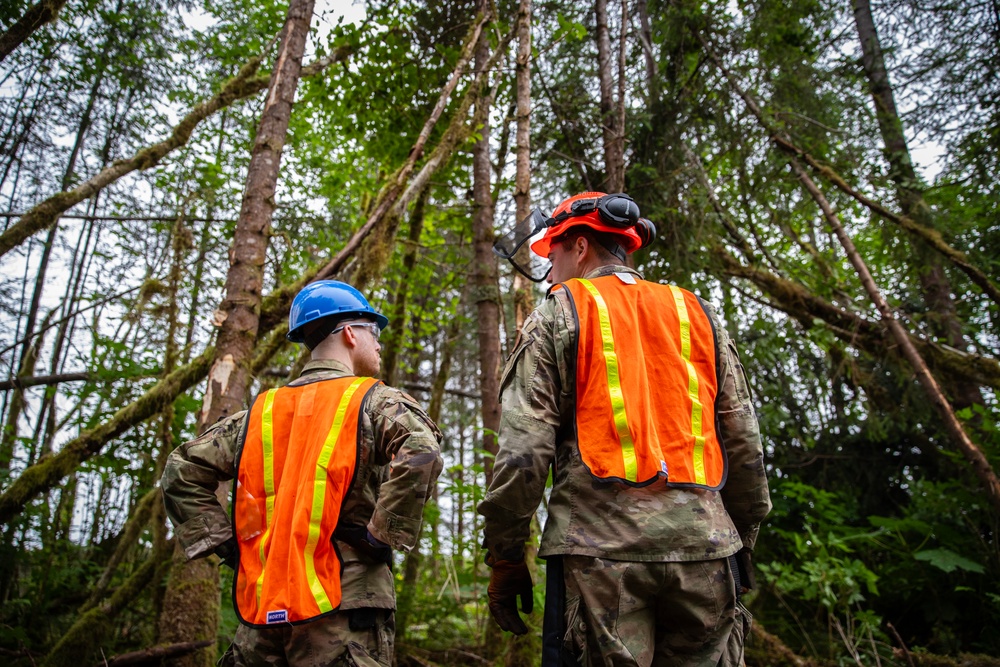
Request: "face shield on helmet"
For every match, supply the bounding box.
[492,193,657,282]
[491,209,553,282]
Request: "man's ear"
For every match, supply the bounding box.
[342,324,359,349]
[574,234,589,257]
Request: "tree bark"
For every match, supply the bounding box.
[716,246,1000,388]
[0,17,512,529]
[0,0,68,63]
[99,641,215,667]
[184,111,229,362]
[505,5,542,662]
[310,9,493,285]
[381,188,428,387]
[163,4,315,665]
[768,133,1000,308]
[596,0,625,192]
[512,0,535,331]
[636,0,657,100]
[5,60,105,474]
[199,0,315,430]
[788,158,1000,516]
[472,6,501,485]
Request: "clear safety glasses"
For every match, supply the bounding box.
[332,321,381,342]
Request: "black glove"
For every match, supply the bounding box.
[487,559,533,635]
[735,547,756,592]
[215,537,238,570]
[357,529,392,566]
[334,524,392,566]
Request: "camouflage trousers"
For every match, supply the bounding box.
[555,555,750,667]
[223,609,394,667]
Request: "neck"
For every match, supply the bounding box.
[310,339,355,373]
[576,256,615,279]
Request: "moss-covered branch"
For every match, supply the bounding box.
[0,350,213,526]
[718,249,1000,391]
[0,0,67,63]
[0,44,352,260]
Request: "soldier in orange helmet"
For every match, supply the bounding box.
[482,193,771,666]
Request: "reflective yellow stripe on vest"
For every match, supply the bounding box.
[668,285,707,485]
[577,279,638,482]
[303,376,368,613]
[255,389,279,604]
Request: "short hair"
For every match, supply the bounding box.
[555,229,625,263]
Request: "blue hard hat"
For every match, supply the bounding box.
[287,280,389,343]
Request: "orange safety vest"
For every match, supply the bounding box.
[232,376,379,627]
[557,276,727,489]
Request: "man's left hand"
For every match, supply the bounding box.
[487,559,533,635]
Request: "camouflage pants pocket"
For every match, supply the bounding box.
[337,641,384,667]
[562,593,589,666]
[722,600,753,667]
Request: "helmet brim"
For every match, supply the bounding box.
[530,219,643,257]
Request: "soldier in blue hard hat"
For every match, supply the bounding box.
[162,280,443,667]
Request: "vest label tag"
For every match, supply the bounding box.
[266,610,288,624]
[615,272,636,285]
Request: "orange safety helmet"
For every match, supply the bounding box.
[492,192,656,282]
[529,192,652,258]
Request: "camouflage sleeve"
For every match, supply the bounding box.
[160,411,246,560]
[711,310,772,551]
[366,386,444,552]
[478,298,566,562]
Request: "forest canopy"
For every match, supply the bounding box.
[0,0,998,665]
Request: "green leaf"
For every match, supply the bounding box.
[914,549,985,574]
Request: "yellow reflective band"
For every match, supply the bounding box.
[304,377,367,613]
[669,286,706,485]
[254,389,279,605]
[578,279,638,482]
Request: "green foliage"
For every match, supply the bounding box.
[0,0,998,664]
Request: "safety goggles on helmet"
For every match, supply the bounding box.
[493,193,655,282]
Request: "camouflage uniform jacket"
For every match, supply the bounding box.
[161,359,444,610]
[479,265,771,563]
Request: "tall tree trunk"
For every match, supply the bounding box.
[507,8,541,661]
[596,0,625,192]
[0,0,68,63]
[852,0,981,410]
[184,111,228,363]
[636,0,657,101]
[382,188,428,387]
[512,0,535,332]
[472,10,501,486]
[197,0,314,430]
[789,158,1000,516]
[38,84,131,455]
[159,5,315,665]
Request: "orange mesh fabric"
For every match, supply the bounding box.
[559,277,726,488]
[235,376,378,626]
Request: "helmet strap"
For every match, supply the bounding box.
[599,238,627,262]
[303,316,342,351]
